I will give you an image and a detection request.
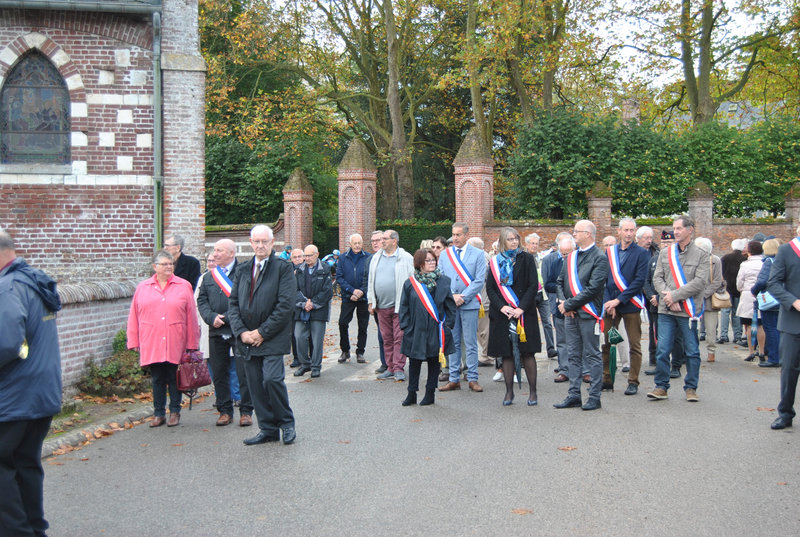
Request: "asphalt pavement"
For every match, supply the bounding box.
[43,302,799,536]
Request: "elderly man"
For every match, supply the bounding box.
[293,245,333,378]
[369,230,388,374]
[367,229,414,380]
[164,234,201,290]
[197,239,253,427]
[542,232,575,382]
[288,247,307,369]
[227,225,297,445]
[555,220,609,411]
[337,233,371,364]
[438,222,487,392]
[647,215,709,402]
[469,236,494,367]
[0,231,62,536]
[767,225,800,430]
[600,218,650,395]
[525,233,557,359]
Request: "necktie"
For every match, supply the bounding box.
[457,248,463,259]
[250,261,261,302]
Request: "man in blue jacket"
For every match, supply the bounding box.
[0,231,62,535]
[293,244,333,378]
[600,218,650,395]
[337,233,371,363]
[542,233,575,382]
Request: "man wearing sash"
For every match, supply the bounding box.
[647,215,709,402]
[555,220,609,410]
[767,225,800,430]
[601,218,650,395]
[438,223,488,392]
[197,239,254,427]
[525,233,557,359]
[543,233,576,382]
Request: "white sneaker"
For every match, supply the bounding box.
[493,371,504,382]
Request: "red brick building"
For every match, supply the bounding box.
[0,0,205,388]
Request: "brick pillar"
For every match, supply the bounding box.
[586,181,612,239]
[688,181,714,240]
[337,139,377,250]
[786,183,800,234]
[453,127,493,240]
[283,168,314,250]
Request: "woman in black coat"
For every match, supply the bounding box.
[398,248,456,406]
[486,227,541,406]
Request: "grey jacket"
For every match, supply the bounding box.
[653,240,710,317]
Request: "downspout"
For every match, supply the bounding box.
[152,11,163,250]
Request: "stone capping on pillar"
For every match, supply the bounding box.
[586,181,612,239]
[687,180,715,240]
[454,127,494,240]
[283,168,314,252]
[337,138,377,251]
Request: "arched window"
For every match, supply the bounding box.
[0,51,70,164]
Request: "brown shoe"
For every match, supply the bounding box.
[439,381,461,391]
[150,416,166,428]
[216,414,233,426]
[167,413,180,427]
[707,353,715,362]
[468,381,483,392]
[239,414,253,427]
[685,389,699,402]
[647,387,668,400]
[554,374,569,383]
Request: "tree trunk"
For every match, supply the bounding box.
[384,0,414,219]
[466,0,488,143]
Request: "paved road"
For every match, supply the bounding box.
[43,305,798,536]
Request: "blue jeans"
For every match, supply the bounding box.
[719,296,741,341]
[449,308,480,382]
[655,314,700,392]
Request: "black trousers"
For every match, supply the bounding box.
[647,310,658,364]
[150,362,181,417]
[339,299,370,354]
[778,332,800,421]
[407,357,441,392]
[0,416,52,537]
[209,335,253,417]
[243,354,294,435]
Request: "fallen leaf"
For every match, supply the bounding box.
[351,390,363,393]
[337,440,351,444]
[753,379,759,382]
[512,508,532,515]
[48,461,64,466]
[756,407,776,412]
[302,378,313,383]
[778,482,787,486]
[202,429,209,432]
[109,422,122,430]
[140,443,150,447]
[124,422,133,429]
[80,457,89,461]
[410,418,422,422]
[558,446,577,452]
[424,457,431,460]
[171,443,184,447]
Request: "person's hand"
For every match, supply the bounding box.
[668,302,682,312]
[304,299,314,312]
[212,314,225,328]
[352,289,364,300]
[511,307,524,319]
[793,299,800,312]
[650,295,658,307]
[501,305,513,319]
[564,311,575,318]
[558,301,567,315]
[453,294,464,307]
[663,291,675,307]
[368,305,374,315]
[604,299,620,315]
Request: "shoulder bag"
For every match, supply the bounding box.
[176,350,211,409]
[709,258,731,310]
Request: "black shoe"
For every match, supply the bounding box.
[699,334,706,341]
[644,368,657,375]
[759,361,780,368]
[289,360,301,368]
[375,364,387,374]
[737,339,749,347]
[310,370,321,378]
[622,366,630,373]
[281,426,296,444]
[338,351,350,363]
[294,366,311,376]
[716,337,727,344]
[582,399,601,411]
[419,388,435,406]
[624,383,638,395]
[553,397,582,409]
[771,417,792,430]
[402,391,417,406]
[670,369,680,378]
[601,382,614,392]
[243,431,279,445]
[744,353,756,362]
[547,349,558,358]
[356,353,366,363]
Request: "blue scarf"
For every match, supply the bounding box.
[498,248,521,286]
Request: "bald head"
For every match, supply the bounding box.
[213,238,236,267]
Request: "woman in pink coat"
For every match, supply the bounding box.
[128,250,199,427]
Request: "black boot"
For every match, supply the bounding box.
[419,388,435,406]
[402,391,417,406]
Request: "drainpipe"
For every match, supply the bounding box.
[152,11,163,250]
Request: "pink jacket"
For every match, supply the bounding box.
[127,274,199,367]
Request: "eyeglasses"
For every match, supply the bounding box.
[431,245,443,250]
[251,239,271,245]
[425,258,437,263]
[155,262,174,267]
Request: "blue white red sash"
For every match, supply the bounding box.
[408,276,447,367]
[566,250,604,331]
[667,244,704,319]
[211,266,233,297]
[489,256,527,342]
[790,237,800,259]
[444,246,485,317]
[606,245,646,309]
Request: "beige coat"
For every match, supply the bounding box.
[735,254,763,320]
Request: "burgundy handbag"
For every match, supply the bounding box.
[176,350,211,409]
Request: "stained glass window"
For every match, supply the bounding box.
[0,51,70,164]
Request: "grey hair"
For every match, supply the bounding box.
[732,238,748,251]
[371,230,384,237]
[636,226,653,240]
[467,236,484,249]
[618,217,636,229]
[152,249,173,264]
[250,224,273,239]
[555,231,572,242]
[558,236,576,250]
[694,237,713,254]
[386,230,399,241]
[525,233,540,243]
[166,234,185,249]
[0,230,15,251]
[498,227,521,250]
[452,222,469,234]
[675,214,695,229]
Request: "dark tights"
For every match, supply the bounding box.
[501,352,537,403]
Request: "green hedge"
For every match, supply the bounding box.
[378,220,454,253]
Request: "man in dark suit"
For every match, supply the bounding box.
[555,220,609,411]
[165,234,201,290]
[767,225,800,430]
[542,232,575,382]
[197,239,253,427]
[227,225,297,445]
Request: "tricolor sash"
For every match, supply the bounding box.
[790,237,800,259]
[606,245,646,309]
[489,256,527,342]
[409,276,447,367]
[566,250,604,331]
[667,244,704,319]
[211,266,233,297]
[444,246,485,318]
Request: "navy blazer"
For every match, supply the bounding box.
[556,244,609,320]
[767,240,800,335]
[603,243,650,315]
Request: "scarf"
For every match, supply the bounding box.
[414,267,441,291]
[498,248,521,286]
